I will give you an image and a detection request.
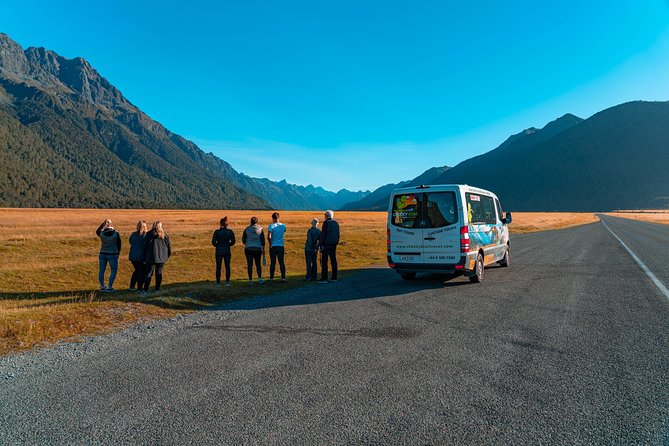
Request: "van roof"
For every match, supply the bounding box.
[390,184,498,197]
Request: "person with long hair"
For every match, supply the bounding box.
[128,220,148,291]
[96,218,121,292]
[241,216,265,285]
[142,221,171,293]
[212,216,236,286]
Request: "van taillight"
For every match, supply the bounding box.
[387,226,391,252]
[460,226,470,253]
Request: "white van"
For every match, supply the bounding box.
[387,184,512,283]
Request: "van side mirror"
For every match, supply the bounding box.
[502,212,512,225]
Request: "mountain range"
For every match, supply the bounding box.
[2,32,668,212]
[342,166,451,211]
[0,33,367,210]
[345,102,669,211]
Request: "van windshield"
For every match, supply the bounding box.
[392,191,458,228]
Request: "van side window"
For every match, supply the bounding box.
[466,193,496,225]
[466,193,485,224]
[482,196,496,224]
[495,198,503,219]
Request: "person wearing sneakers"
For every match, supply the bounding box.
[142,221,171,293]
[305,218,321,281]
[318,210,340,283]
[267,212,287,283]
[96,219,121,292]
[242,217,266,285]
[128,220,148,291]
[212,216,236,287]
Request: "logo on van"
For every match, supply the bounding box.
[396,195,417,209]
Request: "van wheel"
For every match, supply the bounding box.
[401,273,416,281]
[470,253,484,283]
[499,248,509,267]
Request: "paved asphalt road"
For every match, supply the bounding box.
[1,216,668,445]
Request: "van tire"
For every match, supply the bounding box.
[499,248,509,267]
[401,273,416,281]
[470,253,484,283]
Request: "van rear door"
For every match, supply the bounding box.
[389,192,425,265]
[421,191,461,264]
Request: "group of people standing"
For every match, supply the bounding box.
[212,210,340,286]
[96,210,340,293]
[96,219,171,293]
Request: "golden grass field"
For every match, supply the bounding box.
[0,209,597,355]
[605,210,669,226]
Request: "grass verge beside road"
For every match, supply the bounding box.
[1,209,595,355]
[605,210,669,226]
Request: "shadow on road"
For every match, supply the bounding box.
[215,267,474,311]
[0,267,480,312]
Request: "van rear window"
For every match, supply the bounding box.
[392,192,458,228]
[392,194,421,228]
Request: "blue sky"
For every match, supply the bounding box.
[3,1,669,191]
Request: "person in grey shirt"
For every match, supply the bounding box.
[242,217,266,284]
[305,218,321,281]
[96,219,121,292]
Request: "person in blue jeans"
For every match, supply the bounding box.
[96,219,121,292]
[268,212,287,282]
[304,218,321,281]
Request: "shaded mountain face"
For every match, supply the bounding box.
[0,33,269,209]
[429,103,669,211]
[0,33,366,210]
[345,103,669,212]
[342,165,451,211]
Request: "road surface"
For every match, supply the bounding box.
[1,215,668,445]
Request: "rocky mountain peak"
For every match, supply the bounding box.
[0,33,30,75]
[0,33,130,110]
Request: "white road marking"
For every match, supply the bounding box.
[601,219,669,301]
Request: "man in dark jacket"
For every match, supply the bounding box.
[212,217,236,286]
[318,210,340,283]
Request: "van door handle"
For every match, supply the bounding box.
[424,237,436,240]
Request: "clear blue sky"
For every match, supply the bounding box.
[3,1,669,191]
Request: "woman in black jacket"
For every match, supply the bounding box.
[142,221,171,293]
[128,220,148,291]
[212,216,236,286]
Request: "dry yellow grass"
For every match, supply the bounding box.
[0,208,596,355]
[507,212,599,234]
[605,210,669,226]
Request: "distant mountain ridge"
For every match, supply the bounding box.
[345,103,669,211]
[0,33,366,210]
[430,102,669,211]
[342,165,451,210]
